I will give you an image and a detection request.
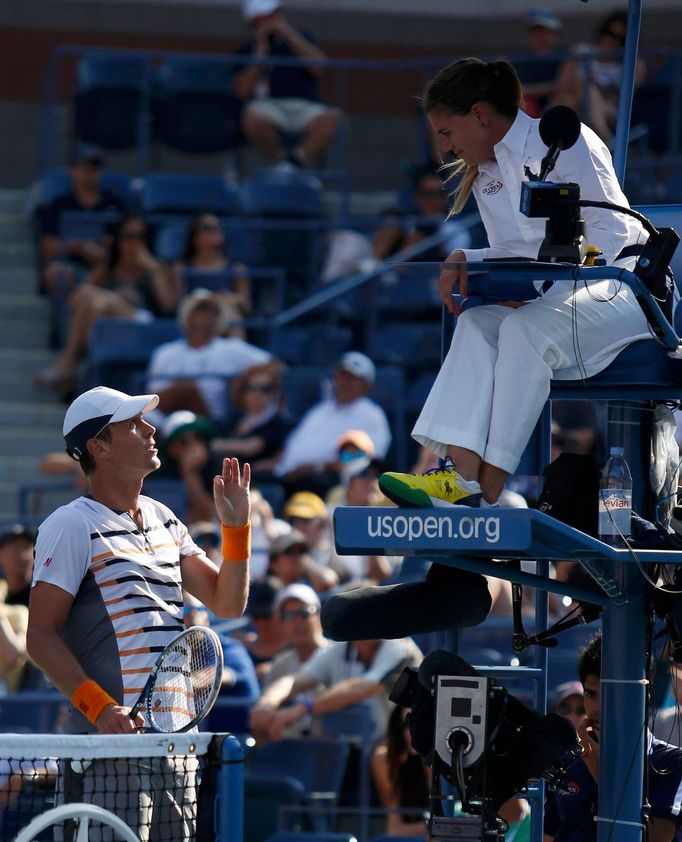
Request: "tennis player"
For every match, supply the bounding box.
[28,386,250,735]
[26,386,251,838]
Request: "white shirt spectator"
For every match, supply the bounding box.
[147,336,271,421]
[299,637,422,739]
[274,396,391,477]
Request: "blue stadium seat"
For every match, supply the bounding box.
[281,367,328,419]
[154,222,190,262]
[268,326,353,367]
[141,479,188,520]
[376,266,441,318]
[84,317,181,392]
[239,170,324,298]
[366,323,442,372]
[140,173,241,217]
[74,54,151,150]
[267,834,357,842]
[248,739,350,805]
[370,366,408,470]
[244,775,307,842]
[154,58,243,154]
[253,481,286,518]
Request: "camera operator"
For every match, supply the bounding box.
[545,634,682,842]
[379,57,651,511]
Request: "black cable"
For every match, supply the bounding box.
[578,200,660,238]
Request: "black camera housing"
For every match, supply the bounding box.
[520,180,587,264]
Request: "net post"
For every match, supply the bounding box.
[214,734,245,842]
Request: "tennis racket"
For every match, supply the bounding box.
[129,625,224,733]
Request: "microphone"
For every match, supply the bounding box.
[538,106,582,181]
[320,563,491,641]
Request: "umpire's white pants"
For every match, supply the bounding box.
[412,278,651,474]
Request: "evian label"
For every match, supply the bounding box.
[598,490,632,535]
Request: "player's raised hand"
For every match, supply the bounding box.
[213,457,251,527]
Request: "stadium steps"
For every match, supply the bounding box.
[0,188,65,522]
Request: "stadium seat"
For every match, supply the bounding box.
[141,479,188,521]
[253,481,286,518]
[83,317,181,392]
[244,775,307,842]
[154,221,190,262]
[74,54,151,151]
[139,172,241,217]
[268,325,353,367]
[248,738,350,806]
[281,367,328,419]
[154,57,243,154]
[370,365,408,468]
[239,169,324,299]
[266,834,357,842]
[376,266,441,319]
[366,323,442,372]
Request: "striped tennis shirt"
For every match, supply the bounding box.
[32,495,204,733]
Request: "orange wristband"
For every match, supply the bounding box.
[71,679,117,726]
[221,522,251,563]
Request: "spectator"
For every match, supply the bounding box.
[274,351,391,496]
[0,604,29,694]
[327,459,396,584]
[282,490,334,567]
[155,410,218,524]
[250,583,329,739]
[551,679,586,731]
[545,633,682,842]
[267,529,338,593]
[653,662,682,747]
[38,147,128,297]
[371,166,471,264]
[0,525,34,608]
[146,287,272,423]
[233,0,340,168]
[238,576,290,682]
[371,704,430,837]
[211,362,293,479]
[267,636,423,742]
[37,214,177,394]
[515,9,564,117]
[171,212,251,316]
[551,9,647,142]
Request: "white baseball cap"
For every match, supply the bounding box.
[274,583,321,612]
[337,351,375,384]
[242,0,280,20]
[63,386,159,461]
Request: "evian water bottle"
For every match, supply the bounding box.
[598,446,632,547]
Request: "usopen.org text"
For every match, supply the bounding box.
[367,513,501,544]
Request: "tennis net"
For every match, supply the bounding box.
[0,732,243,842]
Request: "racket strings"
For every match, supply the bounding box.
[149,629,221,731]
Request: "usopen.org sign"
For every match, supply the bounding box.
[367,511,501,544]
[334,508,531,555]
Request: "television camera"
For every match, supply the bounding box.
[390,650,580,841]
[520,106,679,328]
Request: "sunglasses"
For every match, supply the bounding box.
[245,383,274,394]
[121,231,146,240]
[281,606,319,621]
[199,223,222,232]
[558,701,585,716]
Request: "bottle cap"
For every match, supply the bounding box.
[610,446,624,455]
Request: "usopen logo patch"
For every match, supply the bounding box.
[482,179,503,195]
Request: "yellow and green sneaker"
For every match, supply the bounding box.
[379,465,482,508]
